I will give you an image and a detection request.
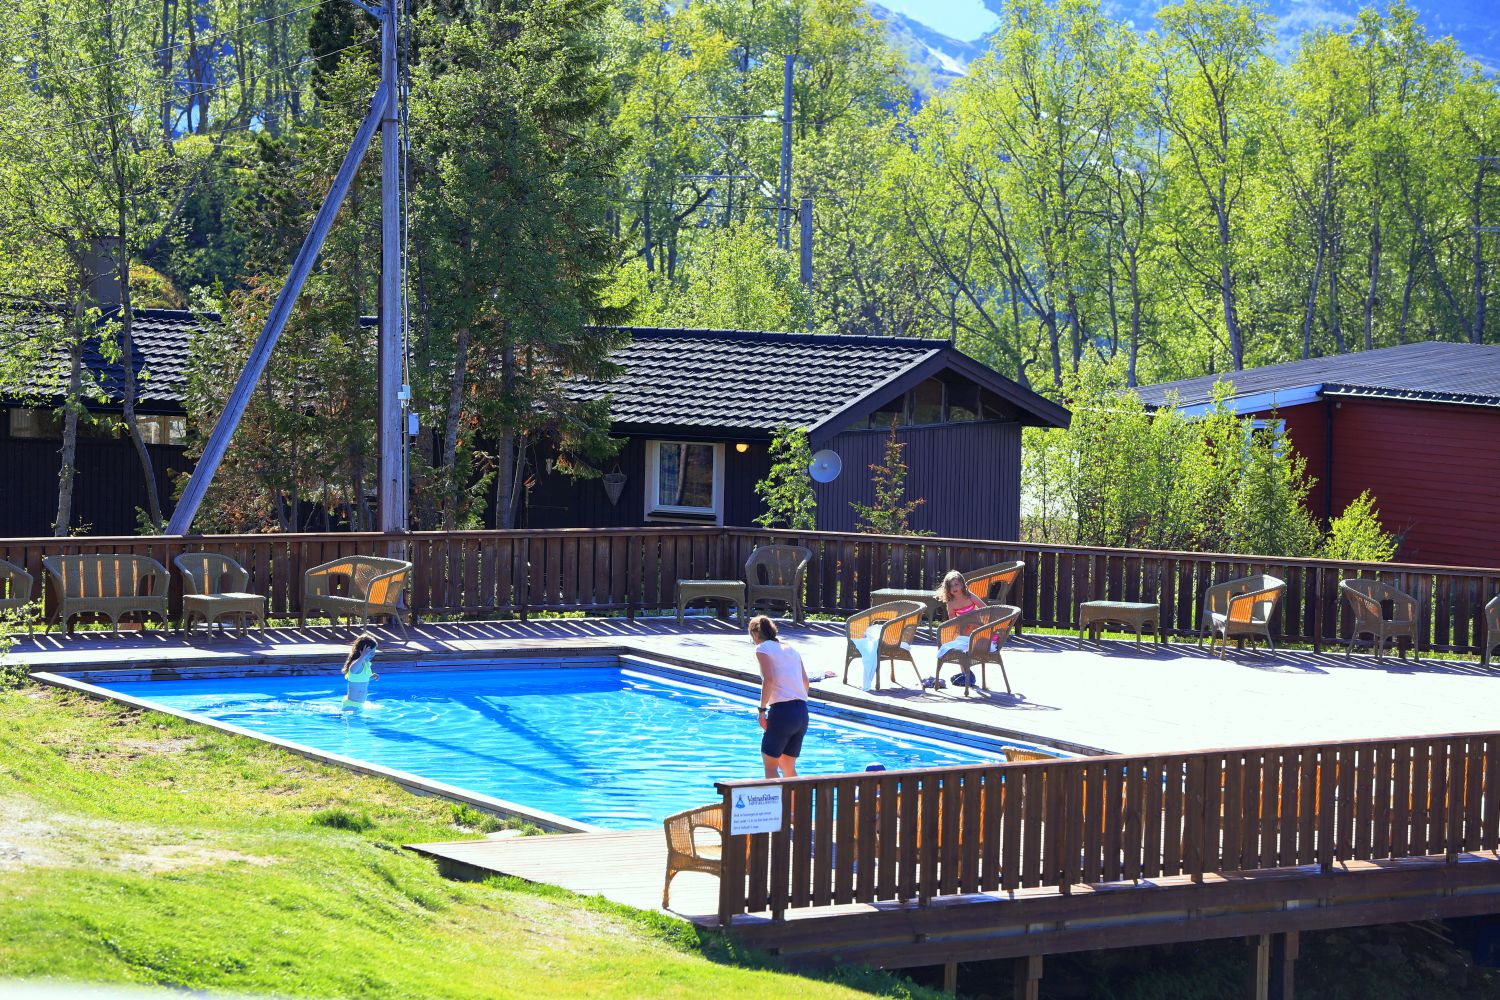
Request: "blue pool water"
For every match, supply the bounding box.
[103,662,1003,828]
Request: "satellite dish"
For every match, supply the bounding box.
[809,449,842,484]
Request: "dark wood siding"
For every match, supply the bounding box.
[522,436,773,530]
[816,421,1021,540]
[0,438,190,537]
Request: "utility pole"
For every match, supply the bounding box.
[377,0,406,533]
[776,53,793,250]
[799,197,813,288]
[166,0,406,535]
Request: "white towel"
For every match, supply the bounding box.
[851,623,883,691]
[936,635,970,660]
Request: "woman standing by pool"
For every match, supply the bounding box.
[749,615,810,779]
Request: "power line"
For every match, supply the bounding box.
[3,36,376,140]
[0,0,169,50]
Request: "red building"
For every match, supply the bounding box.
[1135,342,1500,568]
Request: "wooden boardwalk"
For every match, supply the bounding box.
[408,830,722,924]
[16,613,1500,757]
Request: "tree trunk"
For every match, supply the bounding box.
[1300,221,1326,359]
[440,325,471,531]
[493,342,522,529]
[1327,230,1345,354]
[1126,248,1142,388]
[115,193,164,532]
[1398,236,1418,344]
[1215,188,1243,369]
[54,342,83,537]
[1471,162,1488,345]
[1363,214,1380,352]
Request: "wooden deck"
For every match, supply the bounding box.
[15,613,1500,757]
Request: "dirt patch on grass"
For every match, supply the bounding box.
[0,796,271,874]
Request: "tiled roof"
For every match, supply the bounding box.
[3,306,205,411]
[570,327,944,433]
[1135,341,1500,410]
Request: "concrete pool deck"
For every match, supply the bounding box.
[12,614,1499,756]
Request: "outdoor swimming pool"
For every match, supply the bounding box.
[100,658,1016,829]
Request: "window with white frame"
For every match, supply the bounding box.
[645,440,723,521]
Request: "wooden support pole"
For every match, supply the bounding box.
[1251,934,1271,1000]
[1271,931,1298,1000]
[942,961,957,995]
[1012,954,1042,1000]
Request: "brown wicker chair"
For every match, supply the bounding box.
[1199,574,1286,657]
[176,553,267,637]
[1001,746,1054,762]
[965,561,1025,605]
[1484,594,1500,668]
[43,554,170,635]
[0,559,35,633]
[934,604,1022,696]
[302,556,413,637]
[842,600,925,690]
[662,802,724,909]
[1339,578,1420,662]
[745,544,812,623]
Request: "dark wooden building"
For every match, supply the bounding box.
[1136,341,1500,568]
[525,328,1070,540]
[0,306,197,537]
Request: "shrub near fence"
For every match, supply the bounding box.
[0,526,1496,656]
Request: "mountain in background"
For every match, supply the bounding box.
[872,0,1499,104]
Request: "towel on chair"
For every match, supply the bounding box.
[851,623,911,692]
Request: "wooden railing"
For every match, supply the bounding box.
[0,527,722,623]
[714,731,1500,923]
[1,525,1496,654]
[724,528,1500,656]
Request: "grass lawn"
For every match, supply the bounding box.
[0,684,939,1000]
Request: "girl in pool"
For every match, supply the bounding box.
[341,633,380,710]
[749,615,810,779]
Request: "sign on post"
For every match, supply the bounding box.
[729,785,783,835]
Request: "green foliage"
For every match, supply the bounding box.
[754,425,817,530]
[851,421,929,536]
[0,687,944,999]
[1023,358,1320,556]
[309,807,375,832]
[1322,490,1400,563]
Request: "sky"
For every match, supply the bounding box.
[880,0,1000,40]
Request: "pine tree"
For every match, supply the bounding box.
[852,421,928,536]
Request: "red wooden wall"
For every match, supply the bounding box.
[1264,398,1500,568]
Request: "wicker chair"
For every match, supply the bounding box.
[43,554,170,635]
[0,559,35,634]
[965,561,1025,605]
[662,802,724,909]
[934,604,1022,697]
[842,600,925,690]
[176,553,267,637]
[745,544,812,623]
[302,556,413,637]
[1339,579,1420,662]
[1001,746,1054,763]
[1484,594,1500,668]
[1198,574,1286,657]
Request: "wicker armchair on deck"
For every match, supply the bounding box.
[176,553,267,636]
[1484,595,1500,668]
[745,544,812,623]
[302,556,413,637]
[1001,746,1055,762]
[842,600,925,690]
[662,802,725,908]
[1198,574,1286,657]
[0,560,35,633]
[965,561,1025,605]
[1339,579,1420,662]
[934,604,1022,697]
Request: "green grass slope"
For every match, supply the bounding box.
[0,686,937,1000]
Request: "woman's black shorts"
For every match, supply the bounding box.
[762,699,809,758]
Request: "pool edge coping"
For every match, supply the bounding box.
[31,670,600,835]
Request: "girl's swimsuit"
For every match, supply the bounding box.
[344,654,374,706]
